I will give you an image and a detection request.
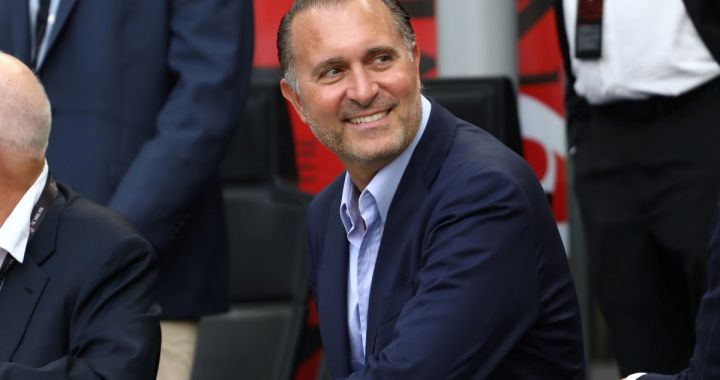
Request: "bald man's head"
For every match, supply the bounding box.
[0,52,51,160]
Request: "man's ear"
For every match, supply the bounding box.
[280,79,307,124]
[412,43,421,75]
[411,43,422,88]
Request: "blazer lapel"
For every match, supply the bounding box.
[8,0,32,64]
[36,0,79,71]
[316,193,352,376]
[0,191,63,360]
[364,99,457,356]
[364,172,426,356]
[0,261,49,361]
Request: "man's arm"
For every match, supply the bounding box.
[107,0,254,250]
[349,170,577,379]
[0,236,161,380]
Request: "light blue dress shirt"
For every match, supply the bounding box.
[339,96,431,370]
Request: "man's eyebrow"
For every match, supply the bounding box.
[309,46,401,77]
[365,46,399,58]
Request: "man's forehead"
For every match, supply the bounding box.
[292,0,374,31]
[289,0,399,56]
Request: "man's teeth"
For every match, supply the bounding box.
[349,112,386,124]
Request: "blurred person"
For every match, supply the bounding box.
[555,0,720,376]
[0,1,254,379]
[277,0,585,378]
[624,196,720,380]
[0,52,160,379]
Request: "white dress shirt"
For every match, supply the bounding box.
[563,0,720,104]
[0,161,49,266]
[339,96,431,370]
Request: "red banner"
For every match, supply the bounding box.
[518,0,568,246]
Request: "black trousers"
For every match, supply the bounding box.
[570,76,720,376]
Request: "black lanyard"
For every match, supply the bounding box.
[0,174,58,291]
[575,0,604,59]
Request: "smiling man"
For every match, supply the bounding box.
[277,0,585,378]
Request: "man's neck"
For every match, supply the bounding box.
[344,159,390,192]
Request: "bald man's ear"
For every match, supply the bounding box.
[280,79,307,124]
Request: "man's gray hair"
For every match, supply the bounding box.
[277,0,416,93]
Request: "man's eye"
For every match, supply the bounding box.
[376,55,392,63]
[322,68,342,77]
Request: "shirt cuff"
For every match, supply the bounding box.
[625,373,647,380]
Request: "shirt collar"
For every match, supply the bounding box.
[340,95,431,228]
[0,161,49,264]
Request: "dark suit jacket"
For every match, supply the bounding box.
[0,0,254,318]
[642,199,720,379]
[306,100,585,379]
[0,183,160,379]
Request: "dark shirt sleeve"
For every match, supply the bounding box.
[107,0,254,250]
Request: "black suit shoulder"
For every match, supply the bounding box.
[50,185,157,284]
[57,185,152,252]
[62,186,143,228]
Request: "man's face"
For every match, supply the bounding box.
[281,0,422,177]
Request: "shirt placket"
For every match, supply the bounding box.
[356,192,380,355]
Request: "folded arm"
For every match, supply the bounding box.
[108,0,254,250]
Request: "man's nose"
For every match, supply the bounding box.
[346,68,378,106]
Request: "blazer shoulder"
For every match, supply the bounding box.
[427,121,554,234]
[443,122,538,190]
[56,184,153,255]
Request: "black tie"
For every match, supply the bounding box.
[31,0,51,70]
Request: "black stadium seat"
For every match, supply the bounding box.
[190,82,311,380]
[422,76,523,156]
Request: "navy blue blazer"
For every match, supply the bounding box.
[0,183,160,379]
[306,100,585,379]
[642,198,720,380]
[0,0,254,318]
